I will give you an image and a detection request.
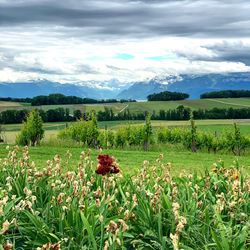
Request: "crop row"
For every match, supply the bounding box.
[57,115,250,155]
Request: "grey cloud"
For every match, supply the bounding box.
[74,64,100,74]
[175,42,250,66]
[0,0,250,39]
[203,42,250,65]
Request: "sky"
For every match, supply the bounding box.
[1,0,250,85]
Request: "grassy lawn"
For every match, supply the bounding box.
[0,144,249,176]
[125,98,250,113]
[1,97,249,115]
[214,97,250,106]
[1,122,67,131]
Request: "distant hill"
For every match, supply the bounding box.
[0,79,125,99]
[117,72,250,100]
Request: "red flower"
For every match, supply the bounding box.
[95,154,120,175]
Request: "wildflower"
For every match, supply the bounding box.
[107,220,117,233]
[118,219,129,232]
[0,220,10,234]
[95,154,120,175]
[234,173,239,179]
[192,192,197,199]
[197,200,203,209]
[99,215,104,222]
[170,233,179,250]
[96,199,101,207]
[116,238,121,245]
[104,240,109,250]
[3,240,13,250]
[212,167,218,173]
[240,213,247,218]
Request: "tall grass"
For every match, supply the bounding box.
[0,146,249,249]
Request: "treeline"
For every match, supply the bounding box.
[1,105,250,124]
[96,106,250,121]
[0,97,32,103]
[200,90,250,99]
[0,93,136,106]
[0,108,74,124]
[147,90,189,101]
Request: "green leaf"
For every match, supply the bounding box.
[80,212,97,250]
[235,241,245,250]
[211,229,223,250]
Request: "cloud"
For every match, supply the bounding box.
[1,0,250,39]
[203,41,250,66]
[0,0,250,84]
[174,41,250,66]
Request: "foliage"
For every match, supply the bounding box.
[201,89,250,99]
[157,123,250,155]
[0,125,3,143]
[15,110,44,146]
[0,146,249,249]
[58,116,155,151]
[147,90,189,101]
[1,105,250,124]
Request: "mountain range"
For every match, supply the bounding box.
[1,72,250,100]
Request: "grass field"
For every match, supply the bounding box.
[126,98,250,114]
[1,98,249,249]
[0,97,249,115]
[0,144,249,175]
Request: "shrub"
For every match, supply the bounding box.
[15,110,44,146]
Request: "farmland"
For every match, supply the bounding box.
[1,119,250,144]
[1,118,250,175]
[1,97,250,115]
[0,98,250,249]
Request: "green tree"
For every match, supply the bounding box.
[143,115,153,151]
[16,110,44,146]
[190,112,197,152]
[87,112,99,148]
[0,125,4,142]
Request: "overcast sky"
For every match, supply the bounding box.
[1,0,250,85]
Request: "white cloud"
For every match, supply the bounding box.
[1,37,250,84]
[0,68,38,82]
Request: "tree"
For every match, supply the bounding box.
[143,115,153,151]
[190,113,197,153]
[0,125,4,142]
[16,110,44,146]
[74,110,82,120]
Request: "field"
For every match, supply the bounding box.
[0,144,249,249]
[1,118,250,175]
[0,99,250,249]
[126,98,250,114]
[1,97,250,115]
[1,119,250,146]
[1,144,249,175]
